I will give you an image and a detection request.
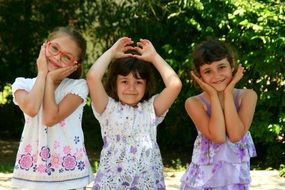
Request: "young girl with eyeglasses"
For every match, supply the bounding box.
[87,37,182,189]
[180,39,257,190]
[11,26,93,190]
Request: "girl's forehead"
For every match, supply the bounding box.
[201,58,229,68]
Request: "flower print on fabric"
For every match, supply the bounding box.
[11,78,93,189]
[39,146,51,161]
[19,153,33,170]
[62,154,77,171]
[92,97,167,189]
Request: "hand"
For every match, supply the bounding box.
[133,39,157,62]
[224,64,244,94]
[36,43,48,76]
[47,65,79,85]
[191,71,217,96]
[109,37,135,59]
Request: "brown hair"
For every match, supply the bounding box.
[192,39,237,76]
[47,26,87,79]
[105,57,156,102]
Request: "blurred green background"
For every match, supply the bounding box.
[0,0,284,174]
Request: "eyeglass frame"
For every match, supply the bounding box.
[46,41,78,65]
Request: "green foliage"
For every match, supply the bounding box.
[0,0,284,170]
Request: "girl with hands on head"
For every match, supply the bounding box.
[87,37,182,189]
[181,39,257,190]
[11,26,93,190]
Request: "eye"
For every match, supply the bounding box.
[203,70,211,74]
[136,80,144,85]
[61,54,73,63]
[121,80,128,84]
[49,44,59,54]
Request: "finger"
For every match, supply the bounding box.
[133,47,143,54]
[136,42,144,49]
[124,46,135,52]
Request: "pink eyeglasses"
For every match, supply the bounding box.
[46,41,77,65]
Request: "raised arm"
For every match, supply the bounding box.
[14,44,48,117]
[86,37,134,114]
[133,39,182,117]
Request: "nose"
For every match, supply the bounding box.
[212,70,219,78]
[127,82,136,91]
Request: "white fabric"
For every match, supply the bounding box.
[11,77,93,190]
[92,96,168,189]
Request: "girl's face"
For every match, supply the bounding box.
[116,72,146,107]
[46,36,80,71]
[199,58,233,91]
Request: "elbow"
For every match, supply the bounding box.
[172,78,182,93]
[212,137,226,144]
[228,135,243,143]
[27,111,38,118]
[42,116,56,127]
[211,134,226,144]
[86,71,96,82]
[24,106,40,118]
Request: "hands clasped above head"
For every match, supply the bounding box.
[110,37,157,63]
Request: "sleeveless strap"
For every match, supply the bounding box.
[234,89,240,109]
[198,89,241,116]
[198,94,211,116]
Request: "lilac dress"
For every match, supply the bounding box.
[92,96,167,190]
[181,90,257,190]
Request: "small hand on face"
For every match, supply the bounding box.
[191,71,217,96]
[47,64,79,85]
[224,64,244,94]
[36,43,48,76]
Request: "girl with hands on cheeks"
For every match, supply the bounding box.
[11,26,93,190]
[181,39,257,190]
[87,37,182,189]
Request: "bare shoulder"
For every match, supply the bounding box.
[185,94,205,111]
[185,95,201,106]
[239,88,258,104]
[240,88,257,98]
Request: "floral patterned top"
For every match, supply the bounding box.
[92,96,167,190]
[11,77,94,190]
[181,90,257,190]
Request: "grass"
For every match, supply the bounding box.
[0,140,18,173]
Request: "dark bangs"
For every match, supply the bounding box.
[105,57,155,101]
[193,39,236,73]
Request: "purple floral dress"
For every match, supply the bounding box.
[11,77,94,190]
[181,90,257,190]
[92,96,167,190]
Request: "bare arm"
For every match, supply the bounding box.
[134,39,182,117]
[223,65,257,142]
[14,44,48,117]
[224,89,257,142]
[188,72,226,144]
[87,37,134,114]
[43,65,82,127]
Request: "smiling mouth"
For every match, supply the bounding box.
[213,79,225,84]
[47,57,61,68]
